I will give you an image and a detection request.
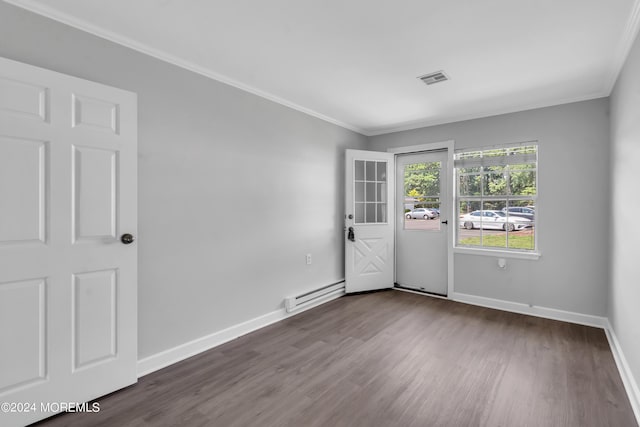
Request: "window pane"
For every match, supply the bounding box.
[355,182,365,202]
[365,161,375,181]
[508,227,535,250]
[355,202,364,223]
[365,182,376,202]
[376,203,387,223]
[404,161,441,198]
[376,161,387,181]
[483,169,507,196]
[355,160,365,181]
[509,169,536,196]
[459,174,481,196]
[504,200,536,222]
[365,203,376,223]
[458,200,481,246]
[459,200,481,217]
[376,183,385,202]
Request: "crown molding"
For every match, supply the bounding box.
[366,91,608,136]
[3,0,368,136]
[604,0,640,94]
[5,0,638,138]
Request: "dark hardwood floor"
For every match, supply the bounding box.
[34,290,637,427]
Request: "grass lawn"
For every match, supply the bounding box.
[459,231,535,250]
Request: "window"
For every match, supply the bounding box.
[354,160,388,223]
[454,142,537,253]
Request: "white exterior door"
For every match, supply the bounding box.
[396,150,448,295]
[345,149,395,293]
[0,57,137,427]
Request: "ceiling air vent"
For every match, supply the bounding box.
[417,71,449,85]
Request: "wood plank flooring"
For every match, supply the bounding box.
[34,290,637,427]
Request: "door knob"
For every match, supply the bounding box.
[121,233,135,244]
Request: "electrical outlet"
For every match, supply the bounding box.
[306,254,312,265]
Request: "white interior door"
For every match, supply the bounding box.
[396,150,448,295]
[345,149,395,293]
[0,57,137,427]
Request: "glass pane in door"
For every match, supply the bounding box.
[354,160,388,224]
[403,161,441,231]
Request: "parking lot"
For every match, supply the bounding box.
[404,218,510,237]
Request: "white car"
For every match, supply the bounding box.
[405,208,436,219]
[459,210,532,232]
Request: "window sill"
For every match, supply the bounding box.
[454,246,541,260]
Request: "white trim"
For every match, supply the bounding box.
[454,247,541,260]
[393,286,447,299]
[604,320,640,424]
[3,0,367,136]
[451,292,607,328]
[405,289,639,423]
[137,290,344,377]
[7,0,634,138]
[605,0,640,94]
[388,140,455,297]
[365,92,608,136]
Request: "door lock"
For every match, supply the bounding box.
[347,227,355,242]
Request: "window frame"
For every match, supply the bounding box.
[454,142,540,259]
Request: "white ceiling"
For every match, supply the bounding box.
[7,0,640,135]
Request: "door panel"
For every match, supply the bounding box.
[0,279,46,393]
[0,56,137,427]
[0,136,46,243]
[72,146,118,241]
[0,76,48,122]
[345,150,395,293]
[396,151,448,295]
[72,269,117,370]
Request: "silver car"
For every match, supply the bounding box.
[405,208,436,220]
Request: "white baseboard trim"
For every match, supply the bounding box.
[451,292,640,423]
[604,320,640,424]
[450,292,608,328]
[393,286,448,299]
[137,289,345,377]
[137,287,638,425]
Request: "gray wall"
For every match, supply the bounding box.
[0,3,368,359]
[370,99,610,316]
[0,2,619,364]
[610,30,640,390]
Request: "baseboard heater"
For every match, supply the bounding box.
[284,280,346,313]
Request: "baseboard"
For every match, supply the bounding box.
[137,289,345,377]
[450,292,608,328]
[604,320,640,424]
[450,292,640,422]
[393,286,448,299]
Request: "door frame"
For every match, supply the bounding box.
[387,140,455,298]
